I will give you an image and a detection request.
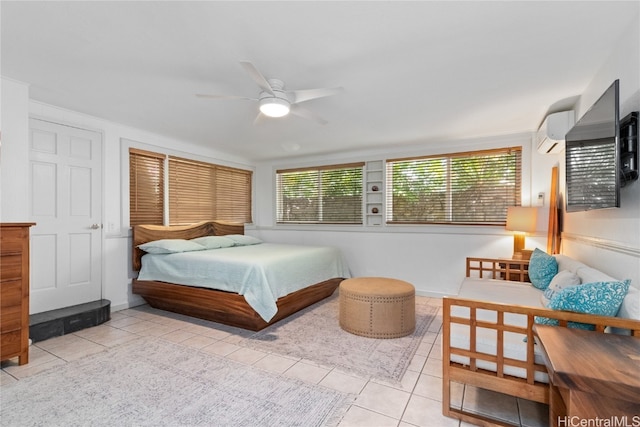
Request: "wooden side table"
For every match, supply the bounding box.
[534,325,640,426]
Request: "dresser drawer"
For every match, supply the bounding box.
[0,254,23,281]
[0,279,22,332]
[0,227,27,255]
[0,330,22,359]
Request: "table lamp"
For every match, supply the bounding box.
[506,206,537,260]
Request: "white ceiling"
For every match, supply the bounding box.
[2,1,637,161]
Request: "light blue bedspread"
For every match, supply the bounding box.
[137,243,350,322]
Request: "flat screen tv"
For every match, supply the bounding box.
[565,80,620,212]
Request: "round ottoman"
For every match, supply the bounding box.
[339,277,415,338]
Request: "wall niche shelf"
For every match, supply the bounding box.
[365,161,384,226]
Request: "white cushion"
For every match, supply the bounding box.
[540,270,581,307]
[617,285,640,321]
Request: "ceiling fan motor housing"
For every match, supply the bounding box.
[259,79,291,117]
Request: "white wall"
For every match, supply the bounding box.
[558,20,640,288]
[1,80,254,312]
[0,78,30,220]
[253,132,553,297]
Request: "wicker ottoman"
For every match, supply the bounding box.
[339,277,415,338]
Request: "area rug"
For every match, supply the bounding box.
[241,294,438,383]
[0,338,352,427]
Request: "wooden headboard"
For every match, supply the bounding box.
[132,220,244,271]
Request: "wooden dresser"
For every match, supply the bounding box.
[1,223,35,365]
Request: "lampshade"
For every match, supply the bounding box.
[505,206,537,233]
[259,97,290,118]
[506,206,537,259]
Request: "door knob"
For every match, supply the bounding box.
[90,224,101,229]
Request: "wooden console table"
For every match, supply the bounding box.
[534,325,640,426]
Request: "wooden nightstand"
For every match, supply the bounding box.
[466,257,530,282]
[534,325,640,426]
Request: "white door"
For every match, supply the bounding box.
[29,118,102,314]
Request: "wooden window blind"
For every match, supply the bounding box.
[386,147,522,224]
[168,156,252,225]
[276,163,364,224]
[129,148,165,226]
[216,166,253,222]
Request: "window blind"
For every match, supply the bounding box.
[168,156,252,225]
[129,148,165,226]
[386,147,521,224]
[276,163,364,224]
[565,138,618,210]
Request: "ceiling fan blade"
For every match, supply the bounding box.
[288,87,344,104]
[239,61,274,95]
[253,112,268,126]
[196,94,257,101]
[290,104,328,125]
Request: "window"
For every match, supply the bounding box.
[129,149,252,226]
[386,147,521,224]
[129,148,165,226]
[276,163,364,224]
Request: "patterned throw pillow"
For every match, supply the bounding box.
[535,279,631,330]
[540,270,581,307]
[528,248,558,290]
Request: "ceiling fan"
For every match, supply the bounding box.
[197,61,343,125]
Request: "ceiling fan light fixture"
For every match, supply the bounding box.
[259,97,290,117]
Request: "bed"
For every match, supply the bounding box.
[131,221,349,331]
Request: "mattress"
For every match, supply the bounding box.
[449,278,549,383]
[137,243,350,322]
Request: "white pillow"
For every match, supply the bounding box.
[540,270,581,307]
[138,239,205,254]
[191,235,235,249]
[224,234,262,246]
[617,285,640,320]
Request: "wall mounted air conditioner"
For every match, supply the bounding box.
[536,110,575,154]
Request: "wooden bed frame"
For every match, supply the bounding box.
[131,221,343,331]
[442,258,640,426]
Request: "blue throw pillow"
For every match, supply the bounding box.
[549,279,631,316]
[535,279,631,330]
[528,248,558,290]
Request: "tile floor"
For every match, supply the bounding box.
[1,296,548,427]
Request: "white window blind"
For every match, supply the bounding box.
[276,163,364,224]
[386,147,522,224]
